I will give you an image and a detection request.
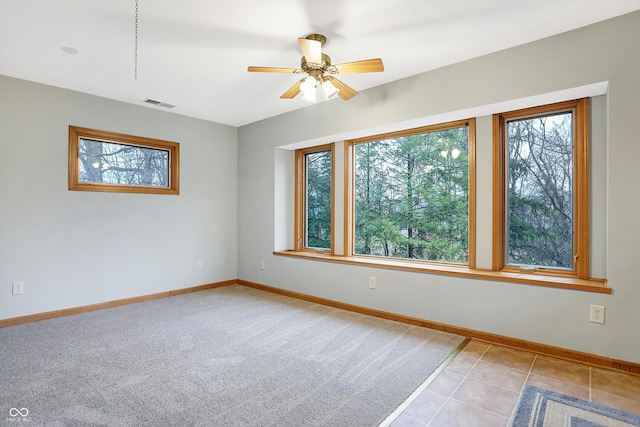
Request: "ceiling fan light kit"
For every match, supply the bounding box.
[300,76,317,103]
[248,33,384,102]
[321,79,339,100]
[299,75,340,103]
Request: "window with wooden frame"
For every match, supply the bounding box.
[348,119,476,266]
[294,144,334,252]
[279,110,608,292]
[69,126,180,195]
[492,98,589,278]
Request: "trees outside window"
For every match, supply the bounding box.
[78,139,170,187]
[507,112,573,268]
[295,145,333,252]
[286,99,601,290]
[352,121,473,264]
[69,126,179,195]
[493,98,589,277]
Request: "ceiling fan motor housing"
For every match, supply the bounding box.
[305,33,327,46]
[301,53,336,77]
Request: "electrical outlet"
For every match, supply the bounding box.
[12,282,24,295]
[590,305,605,324]
[196,260,203,270]
[369,276,376,290]
[259,260,265,270]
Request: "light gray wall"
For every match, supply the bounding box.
[238,12,640,363]
[1,11,637,364]
[0,76,238,319]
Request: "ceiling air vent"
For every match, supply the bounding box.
[143,98,176,109]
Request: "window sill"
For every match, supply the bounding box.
[273,250,611,294]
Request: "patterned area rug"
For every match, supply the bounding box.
[512,385,640,427]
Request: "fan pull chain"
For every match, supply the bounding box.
[134,0,139,80]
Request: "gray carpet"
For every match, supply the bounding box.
[512,385,640,427]
[0,285,464,426]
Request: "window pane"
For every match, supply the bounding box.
[305,150,332,249]
[79,138,170,188]
[354,126,469,262]
[506,112,573,269]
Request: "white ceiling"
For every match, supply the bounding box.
[1,0,639,127]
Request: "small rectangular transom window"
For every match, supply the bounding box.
[69,126,180,195]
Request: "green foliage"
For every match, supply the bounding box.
[354,126,469,263]
[305,150,332,249]
[306,112,574,269]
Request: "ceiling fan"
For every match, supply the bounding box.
[248,34,384,102]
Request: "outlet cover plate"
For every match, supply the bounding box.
[590,305,605,324]
[12,282,24,295]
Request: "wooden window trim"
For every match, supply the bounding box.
[294,143,335,253]
[273,249,609,294]
[343,141,352,256]
[345,118,476,267]
[281,108,608,294]
[468,119,477,270]
[69,126,180,195]
[492,98,590,279]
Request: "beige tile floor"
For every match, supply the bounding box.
[390,340,640,427]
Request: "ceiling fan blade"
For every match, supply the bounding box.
[326,76,358,100]
[334,58,384,74]
[298,38,322,65]
[248,66,301,73]
[280,79,304,99]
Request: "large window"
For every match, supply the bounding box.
[69,126,180,195]
[282,100,607,292]
[295,144,333,252]
[493,99,589,278]
[351,120,474,264]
